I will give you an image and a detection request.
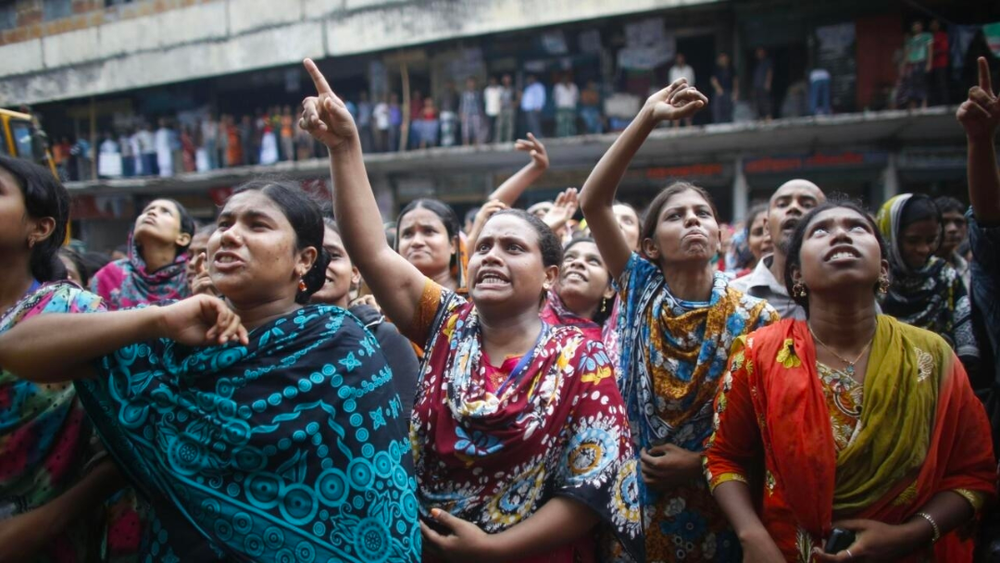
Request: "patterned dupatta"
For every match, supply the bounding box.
[732,318,995,560]
[411,288,643,560]
[616,253,777,451]
[90,233,190,310]
[540,288,603,341]
[74,305,420,562]
[0,281,104,562]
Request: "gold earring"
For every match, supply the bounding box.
[792,281,808,298]
[877,276,890,295]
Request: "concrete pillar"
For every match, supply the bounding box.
[732,155,749,221]
[879,151,899,205]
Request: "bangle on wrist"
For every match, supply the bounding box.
[914,512,941,543]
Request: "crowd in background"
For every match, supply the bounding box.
[1,52,999,562]
[39,16,975,182]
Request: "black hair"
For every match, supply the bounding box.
[933,196,965,216]
[58,248,91,287]
[488,208,563,268]
[0,155,69,282]
[784,198,889,317]
[640,182,719,253]
[231,179,330,304]
[899,194,941,230]
[396,198,464,286]
[562,236,614,325]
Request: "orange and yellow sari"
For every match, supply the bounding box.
[704,317,996,562]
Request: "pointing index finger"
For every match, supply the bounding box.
[304,58,333,95]
[979,56,993,97]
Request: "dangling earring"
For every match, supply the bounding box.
[298,279,307,292]
[599,299,608,315]
[792,281,808,298]
[877,275,890,295]
[26,238,35,250]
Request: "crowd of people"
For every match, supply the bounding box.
[0,54,998,563]
[45,19,972,183]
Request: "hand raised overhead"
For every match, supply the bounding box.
[644,78,709,124]
[957,56,1000,140]
[299,58,358,151]
[514,133,549,170]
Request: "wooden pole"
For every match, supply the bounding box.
[400,62,410,153]
[89,96,97,180]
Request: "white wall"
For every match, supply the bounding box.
[0,0,717,105]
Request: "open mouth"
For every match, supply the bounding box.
[825,246,861,262]
[476,271,511,287]
[563,271,588,283]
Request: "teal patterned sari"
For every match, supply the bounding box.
[75,304,420,562]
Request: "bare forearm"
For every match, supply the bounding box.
[327,141,423,331]
[0,308,161,382]
[488,496,600,561]
[713,480,769,541]
[902,491,977,544]
[580,106,655,212]
[968,135,1000,222]
[579,107,654,276]
[488,162,544,205]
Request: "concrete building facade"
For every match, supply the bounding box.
[0,0,996,250]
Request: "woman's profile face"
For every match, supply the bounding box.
[613,204,641,251]
[310,226,356,306]
[208,190,314,305]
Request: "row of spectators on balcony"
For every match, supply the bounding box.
[69,37,964,181]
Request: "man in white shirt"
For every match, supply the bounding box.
[553,74,579,137]
[668,53,696,127]
[483,76,503,143]
[520,75,546,137]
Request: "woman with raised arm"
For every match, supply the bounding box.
[300,58,642,562]
[0,179,419,562]
[579,79,778,562]
[876,193,979,372]
[705,200,995,562]
[90,197,196,310]
[0,156,122,563]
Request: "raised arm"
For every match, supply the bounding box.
[958,57,1000,223]
[300,59,427,336]
[0,295,246,383]
[486,133,549,205]
[579,79,707,277]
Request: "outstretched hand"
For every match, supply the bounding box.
[542,188,579,231]
[299,58,358,151]
[957,57,1000,140]
[514,133,549,170]
[157,295,248,347]
[644,78,708,124]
